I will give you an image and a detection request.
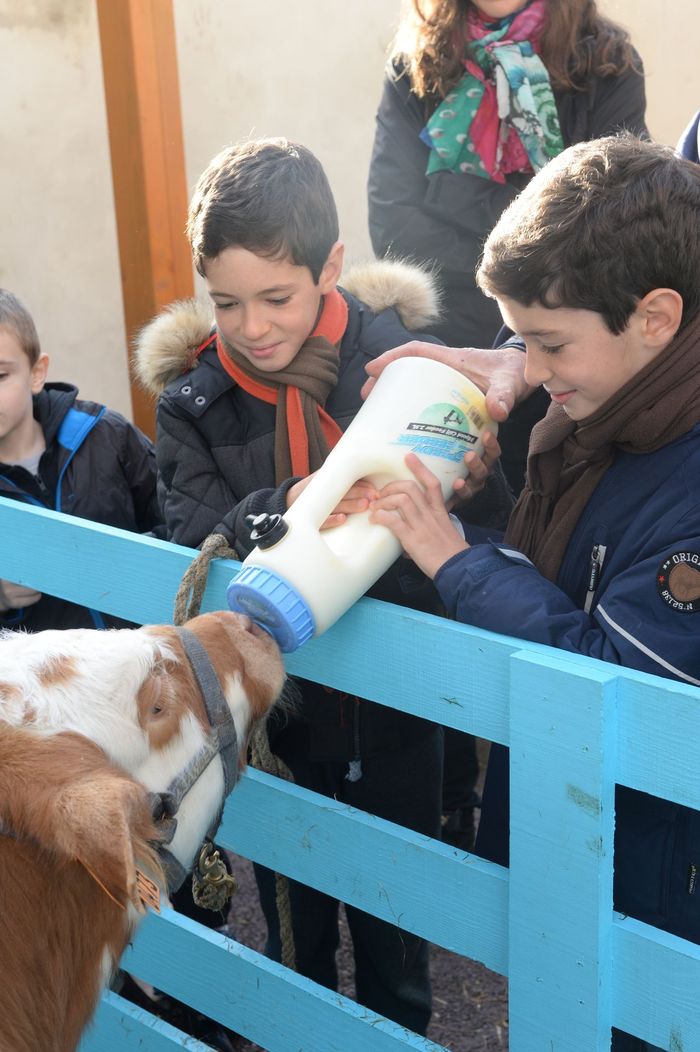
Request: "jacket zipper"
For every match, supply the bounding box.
[584,543,607,614]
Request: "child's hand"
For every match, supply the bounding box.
[286,472,317,510]
[321,479,379,530]
[0,580,42,613]
[369,454,468,579]
[286,475,378,529]
[450,430,502,508]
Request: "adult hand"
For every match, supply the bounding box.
[286,474,378,530]
[0,580,42,612]
[362,341,534,422]
[450,429,502,508]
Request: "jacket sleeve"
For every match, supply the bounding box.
[367,62,519,278]
[434,525,700,688]
[155,399,295,553]
[119,421,161,533]
[584,57,648,140]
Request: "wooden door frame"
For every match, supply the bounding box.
[96,0,193,438]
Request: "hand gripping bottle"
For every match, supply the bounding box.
[226,356,497,651]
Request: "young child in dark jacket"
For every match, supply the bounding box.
[367,134,700,1052]
[0,289,159,632]
[135,136,508,1037]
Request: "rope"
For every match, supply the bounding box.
[249,721,297,971]
[172,532,297,971]
[172,533,239,625]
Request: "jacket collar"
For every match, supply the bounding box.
[33,383,80,448]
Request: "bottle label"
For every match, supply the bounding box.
[391,397,485,462]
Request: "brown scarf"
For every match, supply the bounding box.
[214,289,349,484]
[504,311,700,582]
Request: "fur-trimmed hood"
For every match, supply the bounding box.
[134,258,440,397]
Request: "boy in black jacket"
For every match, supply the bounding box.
[136,136,509,1037]
[0,288,159,632]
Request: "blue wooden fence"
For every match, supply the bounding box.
[1,496,699,1051]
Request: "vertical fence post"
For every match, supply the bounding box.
[96,0,194,440]
[507,651,619,1050]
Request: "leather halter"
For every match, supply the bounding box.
[0,629,239,895]
[149,626,240,892]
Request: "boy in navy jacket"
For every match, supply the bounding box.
[368,134,700,1052]
[0,289,159,632]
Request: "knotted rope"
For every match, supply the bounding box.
[173,533,239,626]
[172,533,297,970]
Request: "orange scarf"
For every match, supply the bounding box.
[199,289,348,484]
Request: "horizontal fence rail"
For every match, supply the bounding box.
[1,497,699,1051]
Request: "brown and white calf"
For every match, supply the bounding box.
[0,610,285,1052]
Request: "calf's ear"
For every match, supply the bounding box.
[58,770,161,912]
[0,725,161,911]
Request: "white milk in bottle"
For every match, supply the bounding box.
[226,356,497,651]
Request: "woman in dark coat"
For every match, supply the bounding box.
[368,0,648,357]
[367,0,648,868]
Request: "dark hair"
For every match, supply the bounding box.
[0,289,41,365]
[395,0,639,99]
[186,137,339,283]
[476,134,700,333]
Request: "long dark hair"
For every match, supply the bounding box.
[394,0,640,98]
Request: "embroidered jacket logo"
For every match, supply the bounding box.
[657,551,700,612]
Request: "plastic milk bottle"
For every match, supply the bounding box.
[226,356,497,651]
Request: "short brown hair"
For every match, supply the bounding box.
[476,134,700,334]
[186,137,339,283]
[0,289,41,365]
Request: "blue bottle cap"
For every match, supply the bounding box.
[226,565,315,653]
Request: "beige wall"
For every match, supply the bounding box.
[1,0,698,421]
[605,0,697,145]
[0,1,130,414]
[172,0,402,298]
